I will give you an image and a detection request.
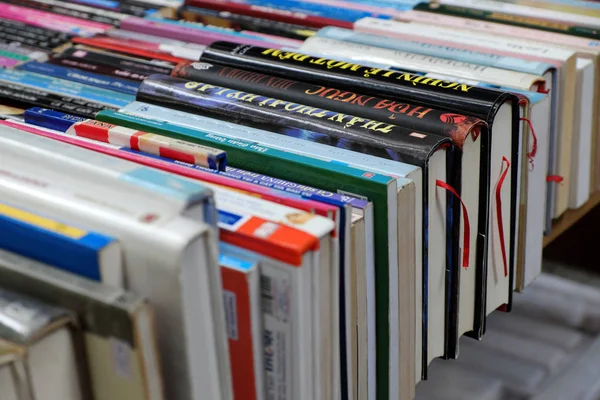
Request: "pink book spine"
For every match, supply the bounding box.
[119,17,293,49]
[396,10,599,50]
[355,23,564,68]
[0,56,20,68]
[0,4,111,34]
[0,120,332,215]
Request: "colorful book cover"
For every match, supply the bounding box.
[0,201,121,285]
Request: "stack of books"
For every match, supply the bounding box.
[0,0,596,399]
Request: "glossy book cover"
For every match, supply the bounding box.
[137,74,452,167]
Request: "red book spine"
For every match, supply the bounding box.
[186,0,354,29]
[72,37,188,64]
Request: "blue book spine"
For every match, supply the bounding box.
[316,27,554,76]
[0,202,115,282]
[118,102,419,180]
[17,61,140,96]
[0,68,133,107]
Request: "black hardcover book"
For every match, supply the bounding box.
[63,47,174,76]
[137,73,457,378]
[179,5,318,40]
[0,81,115,119]
[0,17,73,41]
[199,41,519,343]
[172,60,490,359]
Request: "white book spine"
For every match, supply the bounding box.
[300,36,543,88]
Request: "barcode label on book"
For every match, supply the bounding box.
[222,290,239,341]
[261,265,293,400]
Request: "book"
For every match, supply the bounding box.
[97,105,413,395]
[169,60,482,360]
[413,0,600,37]
[570,58,594,209]
[218,250,263,400]
[300,36,547,91]
[110,102,419,394]
[0,79,116,119]
[0,125,231,400]
[395,10,600,193]
[17,61,140,96]
[185,0,355,28]
[353,18,576,222]
[0,68,134,108]
[119,16,297,49]
[61,46,174,75]
[0,200,123,287]
[0,287,83,400]
[23,107,228,171]
[0,248,164,400]
[178,5,318,40]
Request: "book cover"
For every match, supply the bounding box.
[0,201,122,287]
[137,74,452,166]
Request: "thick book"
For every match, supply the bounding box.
[0,248,164,400]
[96,106,414,397]
[171,60,487,352]
[0,124,230,400]
[0,287,84,400]
[0,200,123,287]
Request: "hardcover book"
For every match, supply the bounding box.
[170,60,486,359]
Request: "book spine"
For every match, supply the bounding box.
[413,2,600,40]
[138,74,450,165]
[63,47,174,75]
[0,202,111,282]
[0,80,115,119]
[72,37,189,64]
[49,56,148,82]
[0,68,133,107]
[0,3,111,35]
[180,5,318,40]
[122,16,295,49]
[173,61,484,148]
[315,26,552,76]
[186,0,355,28]
[199,42,508,121]
[0,30,69,52]
[23,107,228,170]
[219,264,257,400]
[17,61,140,96]
[0,0,124,26]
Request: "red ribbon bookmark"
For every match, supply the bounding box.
[520,117,537,170]
[546,175,564,183]
[496,157,511,278]
[436,180,470,268]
